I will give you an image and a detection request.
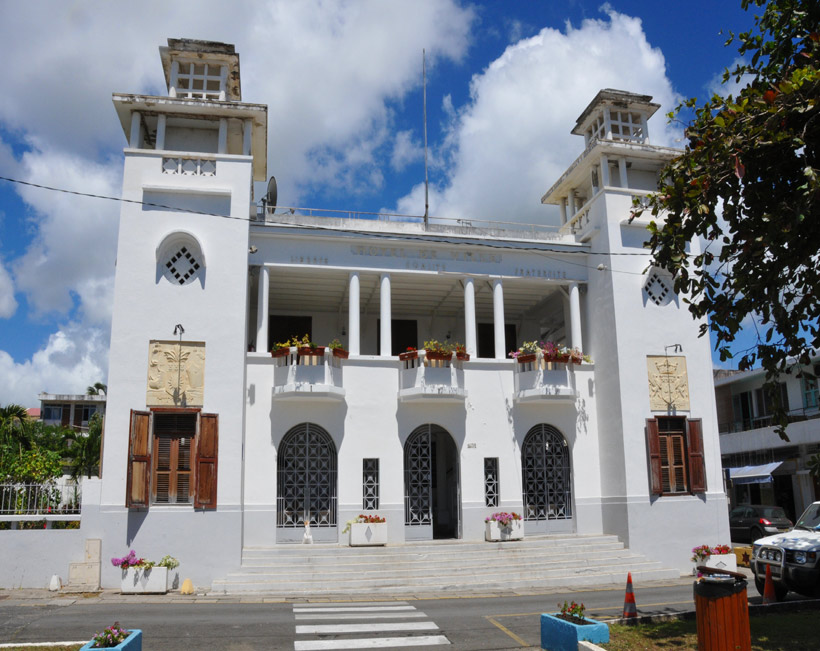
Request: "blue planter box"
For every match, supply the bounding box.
[80,629,142,651]
[541,614,608,651]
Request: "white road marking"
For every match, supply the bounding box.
[295,611,428,620]
[294,635,450,650]
[296,622,439,635]
[293,605,417,613]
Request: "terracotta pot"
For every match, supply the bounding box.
[297,346,325,356]
[425,351,452,361]
[456,352,470,361]
[271,347,290,358]
[517,353,537,364]
[331,348,349,359]
[399,350,418,361]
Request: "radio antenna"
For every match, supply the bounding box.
[423,48,429,229]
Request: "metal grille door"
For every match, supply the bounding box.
[522,424,572,521]
[404,426,434,526]
[277,423,337,528]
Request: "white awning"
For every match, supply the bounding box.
[727,462,783,485]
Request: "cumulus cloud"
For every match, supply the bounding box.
[391,130,423,172]
[0,259,16,319]
[396,8,680,226]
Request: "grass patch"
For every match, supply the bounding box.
[1,647,83,651]
[600,611,817,650]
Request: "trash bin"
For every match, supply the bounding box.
[693,567,751,651]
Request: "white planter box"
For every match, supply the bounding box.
[693,553,738,575]
[120,566,168,594]
[485,519,524,541]
[348,522,387,546]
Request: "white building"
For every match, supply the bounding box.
[38,393,106,432]
[74,39,730,590]
[716,354,820,523]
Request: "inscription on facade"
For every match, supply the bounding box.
[146,340,205,407]
[351,245,501,264]
[647,355,690,411]
[513,267,568,280]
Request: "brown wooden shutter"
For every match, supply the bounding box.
[126,410,152,508]
[194,413,218,509]
[646,418,663,495]
[687,418,706,493]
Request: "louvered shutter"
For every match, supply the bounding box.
[126,410,151,508]
[195,413,218,509]
[687,418,706,493]
[645,418,663,495]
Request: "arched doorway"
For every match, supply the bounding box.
[276,423,337,542]
[521,424,573,534]
[404,424,460,540]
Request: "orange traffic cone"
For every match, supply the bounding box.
[623,572,637,618]
[763,564,777,605]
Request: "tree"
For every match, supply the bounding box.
[64,413,102,479]
[0,404,32,453]
[86,382,107,396]
[632,0,819,439]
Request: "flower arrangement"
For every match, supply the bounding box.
[691,544,715,563]
[111,550,179,570]
[508,340,592,363]
[423,339,453,355]
[558,600,586,620]
[454,343,467,354]
[342,514,386,533]
[406,346,417,352]
[89,623,130,648]
[485,512,521,527]
[328,339,344,350]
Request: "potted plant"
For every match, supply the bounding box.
[271,339,292,358]
[81,623,142,650]
[342,514,387,546]
[691,543,737,575]
[424,339,453,361]
[509,341,539,364]
[399,346,418,362]
[454,343,469,361]
[484,512,524,541]
[540,601,609,651]
[328,338,349,359]
[292,333,324,357]
[112,550,180,594]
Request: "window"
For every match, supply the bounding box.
[803,375,819,410]
[157,232,205,287]
[126,409,218,509]
[174,61,225,100]
[755,383,789,418]
[81,404,97,424]
[363,459,379,510]
[484,458,499,507]
[42,405,62,421]
[644,270,673,306]
[646,417,705,495]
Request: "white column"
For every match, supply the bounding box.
[559,198,568,225]
[348,272,360,356]
[492,278,505,360]
[463,278,477,357]
[600,155,610,187]
[567,189,576,220]
[243,119,253,156]
[380,273,392,356]
[169,60,179,98]
[156,114,166,151]
[619,157,629,189]
[256,266,269,352]
[569,282,583,352]
[218,118,228,154]
[219,65,228,101]
[129,111,141,148]
[603,106,612,139]
[640,113,649,143]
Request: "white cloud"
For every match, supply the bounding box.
[0,324,108,405]
[396,8,680,225]
[391,130,423,171]
[0,259,16,318]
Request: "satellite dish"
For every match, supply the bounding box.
[262,176,277,213]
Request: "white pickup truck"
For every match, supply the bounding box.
[751,501,820,600]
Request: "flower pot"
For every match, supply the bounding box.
[455,352,470,361]
[516,353,537,364]
[80,629,142,651]
[695,553,738,575]
[297,346,325,356]
[348,522,387,546]
[331,348,349,359]
[540,613,608,651]
[271,347,290,358]
[425,351,452,361]
[485,519,524,541]
[120,566,168,594]
[399,350,418,361]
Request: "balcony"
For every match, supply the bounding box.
[513,356,576,403]
[398,351,467,403]
[271,347,346,402]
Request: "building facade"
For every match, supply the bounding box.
[38,393,106,432]
[79,39,729,589]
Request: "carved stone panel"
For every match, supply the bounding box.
[146,340,205,407]
[647,355,690,411]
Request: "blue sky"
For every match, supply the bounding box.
[0,0,757,406]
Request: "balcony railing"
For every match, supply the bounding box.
[398,351,467,402]
[513,356,576,402]
[271,347,346,401]
[0,481,81,517]
[719,407,820,434]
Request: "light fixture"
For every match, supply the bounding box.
[173,324,185,336]
[249,245,258,254]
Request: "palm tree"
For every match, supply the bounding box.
[65,413,102,479]
[0,404,31,452]
[86,382,107,396]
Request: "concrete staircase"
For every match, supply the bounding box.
[210,534,682,596]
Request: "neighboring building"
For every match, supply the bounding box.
[38,393,106,432]
[72,39,729,590]
[716,354,820,522]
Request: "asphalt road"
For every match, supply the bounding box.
[0,580,725,650]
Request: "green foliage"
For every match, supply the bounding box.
[86,382,107,395]
[0,444,63,483]
[64,413,102,479]
[632,0,819,439]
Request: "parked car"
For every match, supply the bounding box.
[729,504,792,542]
[751,501,820,600]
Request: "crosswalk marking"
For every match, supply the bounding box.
[293,601,450,649]
[294,636,450,650]
[296,622,439,635]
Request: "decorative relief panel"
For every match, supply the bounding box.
[146,340,205,407]
[647,355,690,411]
